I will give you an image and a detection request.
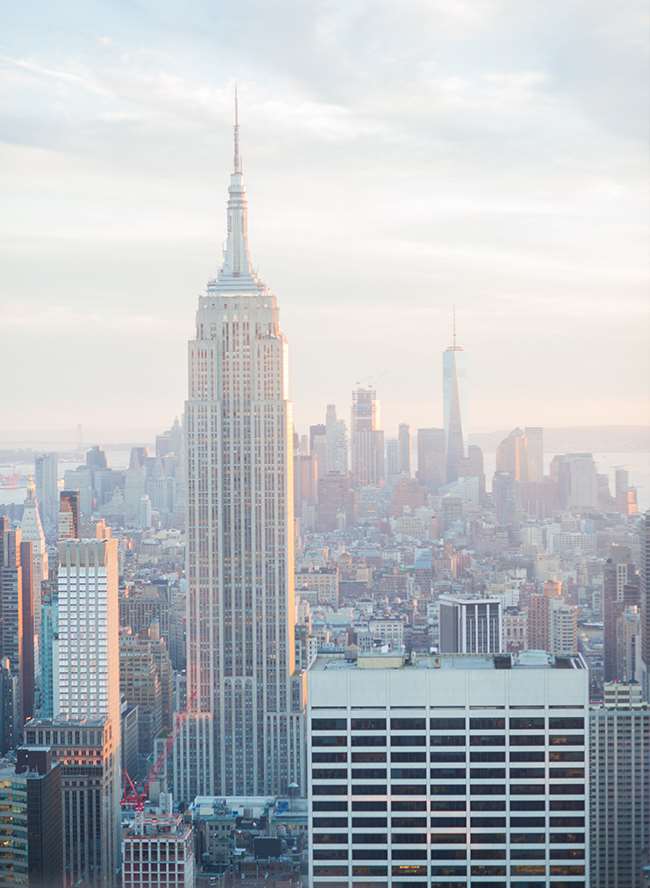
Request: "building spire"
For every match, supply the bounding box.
[233,84,242,174]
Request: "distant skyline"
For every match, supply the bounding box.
[2,1,648,436]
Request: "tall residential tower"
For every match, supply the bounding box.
[184,96,303,796]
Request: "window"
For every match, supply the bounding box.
[471,751,505,762]
[470,735,504,746]
[549,832,584,844]
[510,768,545,779]
[392,816,426,828]
[352,736,385,747]
[431,816,465,827]
[313,752,347,763]
[470,718,505,730]
[314,834,349,845]
[510,799,545,811]
[471,816,505,827]
[511,833,545,844]
[430,833,467,844]
[470,768,505,779]
[549,735,584,746]
[314,817,347,828]
[353,833,387,844]
[351,718,386,731]
[471,833,505,844]
[549,750,583,762]
[352,817,386,827]
[352,850,387,860]
[351,785,386,795]
[510,734,545,746]
[313,735,347,747]
[391,767,426,779]
[391,735,426,746]
[313,785,347,795]
[391,718,426,730]
[511,848,545,859]
[352,768,386,779]
[313,718,347,731]
[550,800,584,811]
[549,718,583,730]
[430,718,465,730]
[549,785,584,795]
[471,799,505,811]
[313,769,347,780]
[510,717,545,730]
[351,752,386,763]
[549,768,584,779]
[510,816,545,827]
[392,833,427,844]
[352,801,387,811]
[431,735,465,746]
[510,751,544,762]
[314,801,347,811]
[431,768,466,779]
[352,864,387,873]
[550,817,584,828]
[392,751,426,763]
[431,800,466,811]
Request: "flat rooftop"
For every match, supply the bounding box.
[311,650,585,672]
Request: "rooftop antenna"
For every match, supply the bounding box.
[233,84,242,174]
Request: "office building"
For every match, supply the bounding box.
[308,649,589,888]
[351,388,384,487]
[296,567,340,608]
[0,518,35,729]
[439,595,502,653]
[122,802,195,888]
[443,321,466,484]
[0,748,63,888]
[57,490,80,541]
[416,427,445,491]
[23,717,120,888]
[184,98,303,796]
[0,658,19,753]
[120,632,163,760]
[525,427,544,483]
[34,452,58,540]
[493,471,519,527]
[385,438,400,478]
[20,483,48,648]
[642,512,650,700]
[496,428,529,481]
[590,683,650,888]
[551,453,598,511]
[398,423,410,476]
[38,590,58,718]
[548,598,578,656]
[325,404,348,475]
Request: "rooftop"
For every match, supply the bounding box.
[311,650,586,672]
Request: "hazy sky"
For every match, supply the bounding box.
[2,0,648,442]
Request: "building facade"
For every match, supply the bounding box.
[439,595,502,654]
[184,99,303,796]
[308,650,589,888]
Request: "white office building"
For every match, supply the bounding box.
[308,649,589,888]
[439,595,503,654]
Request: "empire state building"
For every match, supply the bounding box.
[184,97,304,796]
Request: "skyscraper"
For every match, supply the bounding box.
[34,452,58,540]
[416,427,445,491]
[525,426,544,482]
[20,481,48,655]
[184,96,302,796]
[443,315,466,483]
[398,422,410,476]
[438,595,502,653]
[58,489,80,540]
[325,404,348,475]
[351,387,384,487]
[642,512,650,700]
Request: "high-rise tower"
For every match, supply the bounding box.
[185,94,303,796]
[443,311,466,483]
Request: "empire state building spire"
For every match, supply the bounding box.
[211,89,264,293]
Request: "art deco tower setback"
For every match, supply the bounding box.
[185,97,302,796]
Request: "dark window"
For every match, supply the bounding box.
[314,833,349,844]
[430,800,466,811]
[428,849,466,859]
[550,832,584,844]
[431,768,466,779]
[511,848,546,859]
[313,849,348,860]
[391,768,426,779]
[352,849,388,860]
[471,799,505,811]
[353,833,387,844]
[470,718,505,730]
[510,816,545,827]
[549,785,584,795]
[549,866,586,876]
[549,767,584,779]
[313,866,347,876]
[431,817,465,827]
[351,784,386,795]
[352,817,387,827]
[391,718,426,730]
[352,801,387,811]
[549,750,584,762]
[510,717,545,730]
[352,860,387,869]
[430,718,466,730]
[510,750,544,762]
[511,833,545,843]
[313,735,347,746]
[430,833,467,844]
[392,800,426,811]
[351,718,386,731]
[471,865,506,876]
[471,816,505,827]
[392,751,425,763]
[431,750,466,762]
[549,718,583,730]
[431,735,465,746]
[313,785,347,795]
[391,735,426,746]
[510,784,545,794]
[391,865,427,876]
[549,735,584,746]
[512,864,546,875]
[470,735,504,746]
[392,817,427,828]
[430,867,466,876]
[550,817,584,828]
[550,800,584,811]
[313,768,347,780]
[550,848,585,859]
[392,849,427,859]
[510,735,546,747]
[471,849,506,859]
[431,785,468,795]
[313,718,347,731]
[471,833,505,844]
[313,817,347,828]
[313,801,347,811]
[470,768,505,779]
[351,768,386,779]
[510,768,545,779]
[392,833,427,844]
[351,735,385,747]
[351,751,386,763]
[471,751,505,762]
[510,799,545,811]
[391,783,427,795]
[470,785,504,795]
[313,752,347,763]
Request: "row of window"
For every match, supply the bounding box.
[312,717,584,731]
[313,767,584,780]
[313,783,585,796]
[313,815,585,828]
[313,881,585,888]
[313,832,585,845]
[313,799,585,812]
[313,750,584,763]
[313,734,585,747]
[313,863,586,876]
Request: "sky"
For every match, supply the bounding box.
[1,0,649,442]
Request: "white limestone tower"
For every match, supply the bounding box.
[184,94,304,796]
